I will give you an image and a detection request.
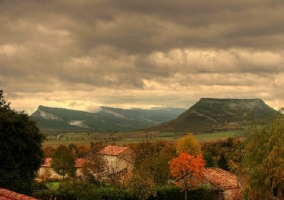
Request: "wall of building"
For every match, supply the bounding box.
[102,149,134,174]
[37,167,83,180]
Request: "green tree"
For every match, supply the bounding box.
[203,151,215,168]
[133,140,175,185]
[243,109,284,199]
[125,171,156,200]
[0,90,45,194]
[81,142,106,178]
[51,145,76,179]
[81,152,107,177]
[176,133,202,156]
[68,143,78,154]
[217,152,229,171]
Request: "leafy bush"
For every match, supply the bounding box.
[33,190,61,200]
[33,181,135,200]
[32,181,48,191]
[149,185,215,200]
[95,187,135,200]
[149,185,184,200]
[32,180,215,200]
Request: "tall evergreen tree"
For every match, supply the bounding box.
[217,152,229,171]
[203,151,215,168]
[0,90,45,194]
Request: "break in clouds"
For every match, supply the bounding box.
[0,0,284,114]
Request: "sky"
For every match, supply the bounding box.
[1,0,284,115]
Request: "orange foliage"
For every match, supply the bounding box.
[170,153,205,190]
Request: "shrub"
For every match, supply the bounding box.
[95,187,135,200]
[149,185,215,200]
[32,181,215,200]
[33,181,135,200]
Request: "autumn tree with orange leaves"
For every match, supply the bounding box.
[170,153,205,200]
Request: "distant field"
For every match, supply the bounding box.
[194,130,245,142]
[43,140,91,147]
[43,129,245,148]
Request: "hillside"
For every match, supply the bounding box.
[146,98,277,133]
[31,105,186,132]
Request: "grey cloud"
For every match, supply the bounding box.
[1,0,284,113]
[1,0,284,54]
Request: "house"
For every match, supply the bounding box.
[169,167,242,200]
[74,158,87,177]
[97,145,135,175]
[203,168,242,200]
[0,188,38,200]
[37,158,86,180]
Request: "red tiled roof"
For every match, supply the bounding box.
[98,145,129,156]
[203,168,240,190]
[41,158,86,168]
[41,158,52,167]
[0,188,38,200]
[75,158,86,168]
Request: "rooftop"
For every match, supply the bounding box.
[98,145,130,156]
[0,188,38,200]
[75,158,86,168]
[203,168,240,190]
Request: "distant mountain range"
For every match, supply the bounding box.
[31,98,277,133]
[31,105,187,132]
[145,98,277,133]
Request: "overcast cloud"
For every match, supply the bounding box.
[1,0,283,114]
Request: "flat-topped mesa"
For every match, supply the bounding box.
[191,98,271,113]
[148,98,276,133]
[198,98,263,104]
[192,98,273,114]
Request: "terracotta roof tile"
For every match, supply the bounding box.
[203,168,240,190]
[0,188,38,200]
[41,158,52,167]
[98,145,129,156]
[75,158,86,168]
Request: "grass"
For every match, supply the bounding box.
[159,131,178,137]
[45,182,60,190]
[43,129,246,148]
[194,130,245,142]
